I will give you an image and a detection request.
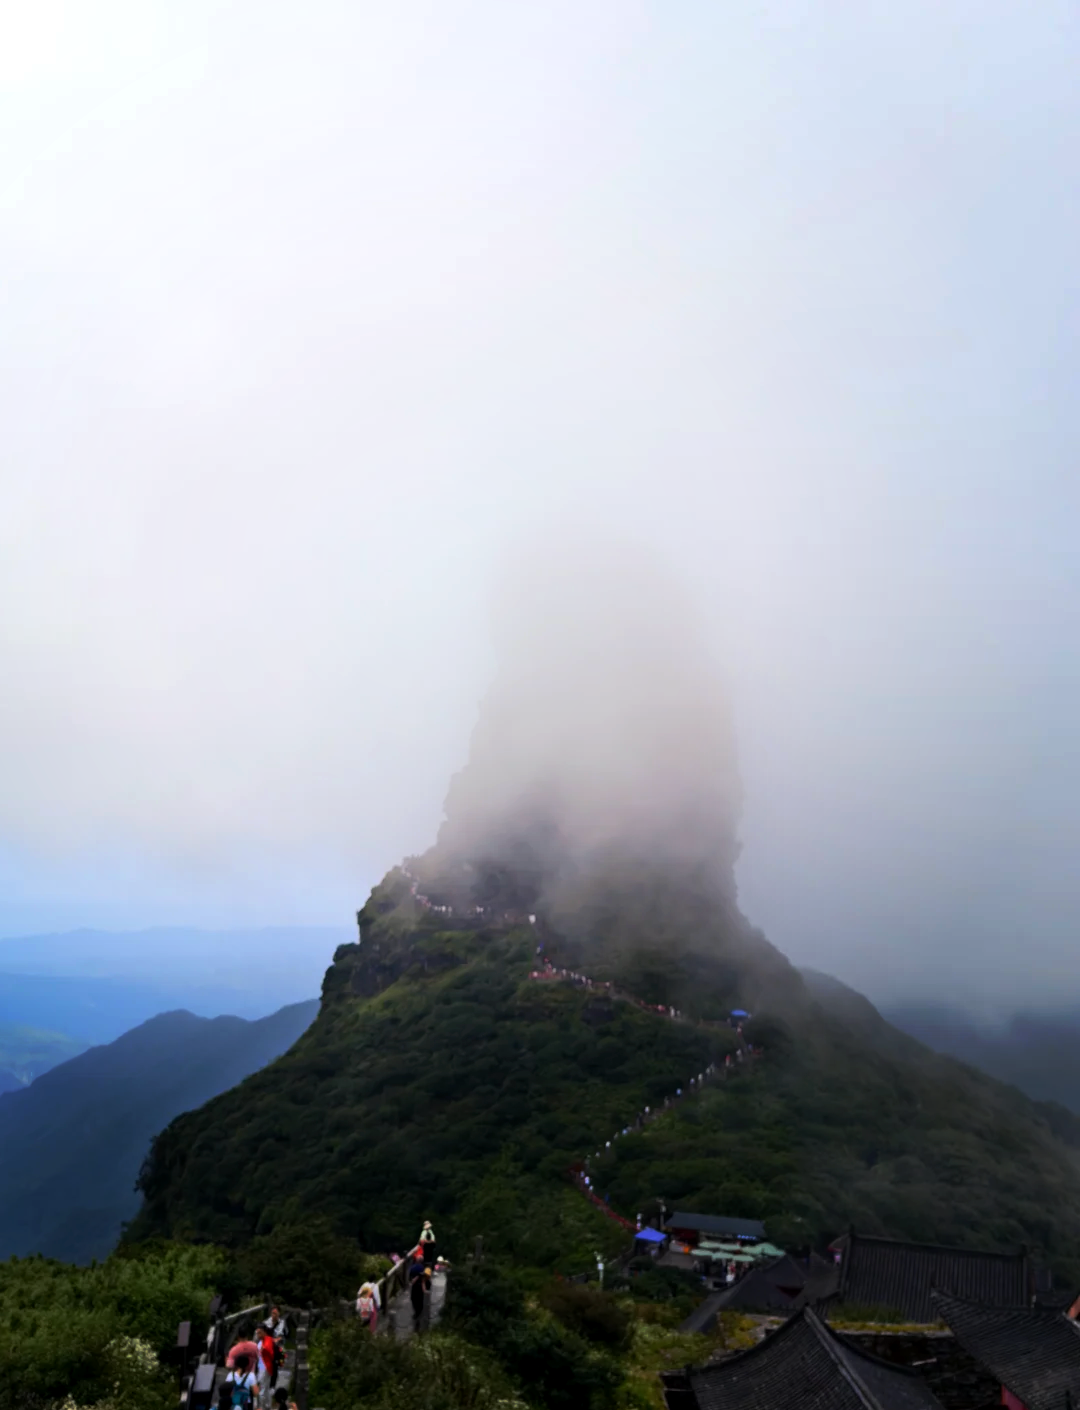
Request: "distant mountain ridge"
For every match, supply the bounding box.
[882,998,1080,1116]
[0,924,350,982]
[0,998,318,1264]
[0,924,349,1045]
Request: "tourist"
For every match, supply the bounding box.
[419,1219,438,1268]
[408,1252,428,1330]
[356,1280,380,1333]
[224,1353,259,1409]
[265,1309,287,1391]
[254,1326,276,1408]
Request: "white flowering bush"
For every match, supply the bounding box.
[0,1242,223,1410]
[52,1335,168,1410]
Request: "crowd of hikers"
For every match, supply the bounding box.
[356,1219,441,1336]
[528,958,687,1018]
[219,1223,442,1406]
[223,1306,289,1408]
[397,864,538,927]
[527,950,757,1048]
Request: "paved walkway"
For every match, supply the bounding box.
[387,1269,447,1340]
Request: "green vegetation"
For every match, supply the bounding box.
[128,869,1080,1289]
[593,1001,1080,1281]
[538,1280,633,1351]
[443,1264,624,1407]
[829,1309,942,1333]
[309,1324,526,1410]
[308,1265,724,1410]
[229,1216,366,1306]
[0,1241,224,1410]
[131,918,730,1268]
[16,851,1080,1407]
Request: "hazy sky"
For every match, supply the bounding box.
[1,1,1077,1010]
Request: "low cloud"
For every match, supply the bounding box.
[440,536,742,885]
[0,1,1077,1007]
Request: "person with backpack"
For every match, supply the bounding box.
[225,1353,258,1409]
[356,1280,380,1333]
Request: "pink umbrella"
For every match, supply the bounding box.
[226,1340,259,1369]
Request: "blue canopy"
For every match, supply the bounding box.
[730,1009,749,1017]
[634,1227,666,1243]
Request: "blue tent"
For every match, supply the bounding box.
[634,1227,666,1243]
[730,1009,749,1018]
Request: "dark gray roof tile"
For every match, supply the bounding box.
[661,1308,944,1410]
[714,1255,808,1313]
[933,1290,1080,1410]
[836,1232,1029,1323]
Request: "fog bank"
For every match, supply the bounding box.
[440,539,741,885]
[1,1,1077,1007]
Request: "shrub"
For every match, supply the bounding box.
[622,1263,701,1312]
[539,1281,632,1350]
[309,1319,522,1410]
[234,1218,364,1306]
[444,1266,624,1409]
[0,1244,222,1410]
[357,1252,394,1282]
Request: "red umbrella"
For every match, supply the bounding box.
[226,1340,259,1369]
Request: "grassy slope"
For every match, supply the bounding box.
[129,872,1080,1286]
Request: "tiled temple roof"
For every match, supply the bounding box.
[799,1250,841,1306]
[714,1255,811,1313]
[661,1308,944,1410]
[933,1290,1080,1410]
[834,1231,1029,1323]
